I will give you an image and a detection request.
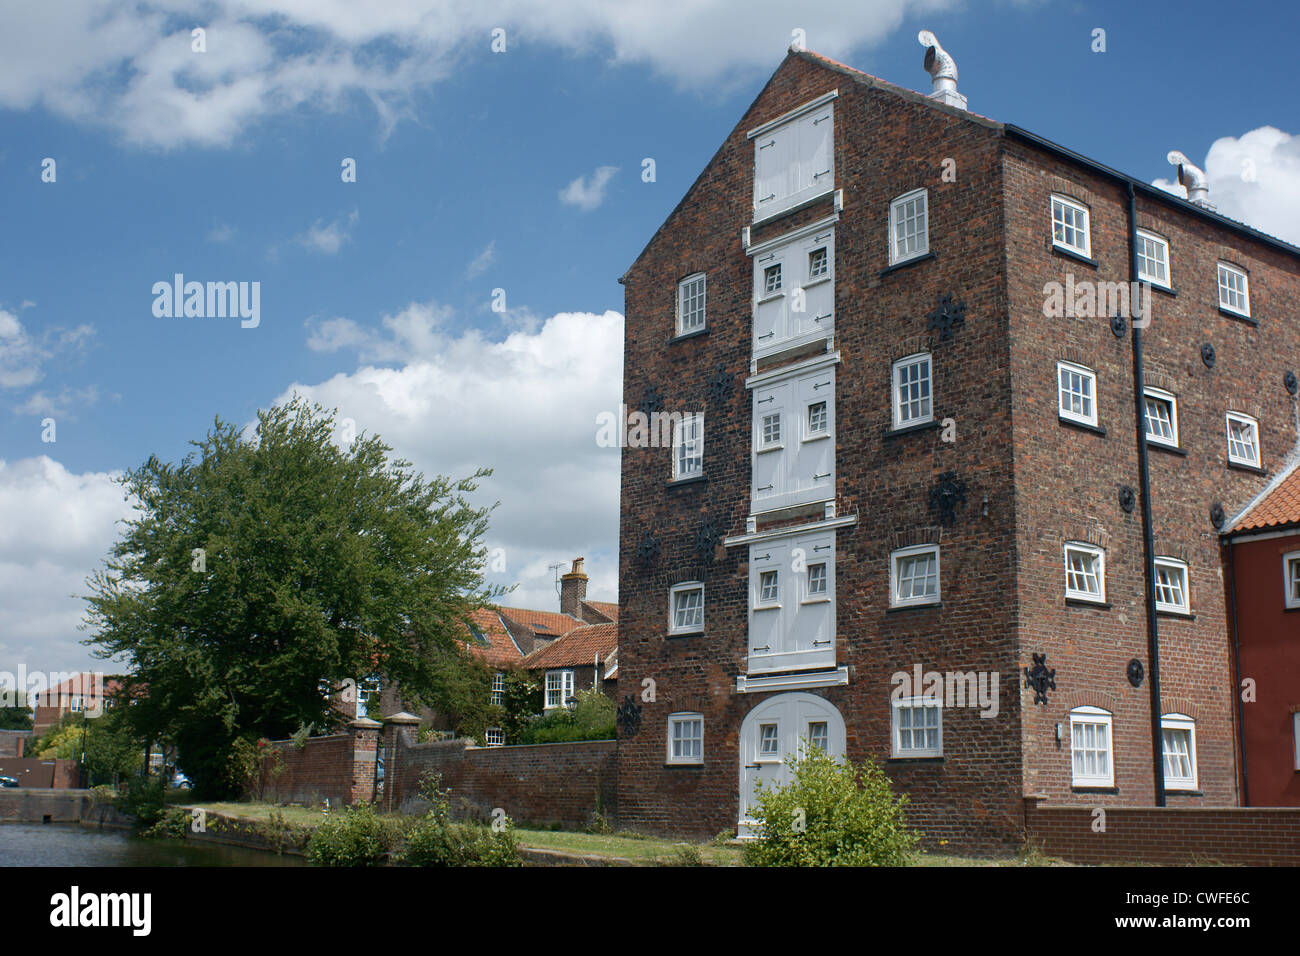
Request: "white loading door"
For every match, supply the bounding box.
[737,692,845,837]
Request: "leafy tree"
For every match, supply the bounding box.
[0,689,33,730]
[516,688,615,744]
[83,397,504,798]
[496,670,542,743]
[36,709,145,786]
[742,746,920,867]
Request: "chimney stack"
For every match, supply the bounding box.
[918,30,966,111]
[560,557,588,618]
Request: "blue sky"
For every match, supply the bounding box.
[1,0,1297,674]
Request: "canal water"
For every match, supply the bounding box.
[0,823,307,866]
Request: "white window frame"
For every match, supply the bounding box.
[668,581,705,635]
[544,669,575,711]
[666,713,704,765]
[490,671,505,707]
[1070,706,1114,787]
[757,569,780,607]
[1160,713,1198,791]
[892,353,933,429]
[671,413,704,480]
[1056,361,1098,428]
[1217,262,1250,318]
[1143,387,1179,449]
[891,696,942,757]
[1135,229,1171,288]
[676,273,706,335]
[806,562,829,601]
[889,188,929,265]
[806,400,829,438]
[1153,557,1190,614]
[1284,551,1300,611]
[1064,542,1106,603]
[1051,194,1091,258]
[1225,412,1260,468]
[484,727,505,748]
[890,544,940,608]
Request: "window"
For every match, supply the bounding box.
[490,672,505,707]
[1070,706,1113,787]
[356,677,380,718]
[750,360,836,513]
[763,263,782,294]
[1153,557,1189,614]
[807,563,827,598]
[484,727,505,747]
[1161,714,1197,791]
[748,529,836,673]
[1051,195,1091,257]
[1057,362,1097,427]
[808,246,829,278]
[892,353,933,428]
[1225,413,1260,467]
[1217,262,1249,317]
[891,544,940,607]
[1064,543,1105,603]
[807,401,828,436]
[892,697,942,757]
[1143,388,1179,448]
[672,413,704,480]
[1284,551,1300,611]
[667,713,704,765]
[544,669,574,710]
[758,723,780,758]
[807,721,829,752]
[1135,230,1170,287]
[669,582,705,634]
[750,93,834,221]
[676,273,706,334]
[889,188,929,265]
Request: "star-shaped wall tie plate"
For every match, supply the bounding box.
[927,293,967,340]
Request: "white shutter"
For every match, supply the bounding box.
[752,380,789,508]
[791,228,834,342]
[796,105,833,202]
[748,544,787,672]
[752,246,787,351]
[754,125,794,216]
[788,530,835,670]
[788,369,835,506]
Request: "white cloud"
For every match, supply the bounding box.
[0,457,133,674]
[0,307,95,391]
[0,0,961,149]
[465,240,496,279]
[282,304,624,610]
[559,166,619,211]
[1152,126,1300,246]
[290,208,359,255]
[13,386,103,420]
[208,222,237,243]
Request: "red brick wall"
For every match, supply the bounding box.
[1024,798,1300,865]
[0,758,80,788]
[386,730,616,828]
[1231,530,1300,806]
[257,725,377,806]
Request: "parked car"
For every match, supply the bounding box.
[170,771,192,789]
[0,775,19,788]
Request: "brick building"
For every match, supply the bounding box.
[615,37,1300,849]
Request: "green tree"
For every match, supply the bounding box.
[83,398,504,798]
[0,689,33,730]
[36,709,145,786]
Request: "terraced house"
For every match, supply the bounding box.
[615,35,1300,850]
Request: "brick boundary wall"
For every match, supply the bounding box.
[1024,797,1300,865]
[382,720,616,828]
[251,718,379,807]
[0,757,81,788]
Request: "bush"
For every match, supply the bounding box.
[141,807,190,841]
[306,804,404,867]
[116,774,168,828]
[400,817,521,867]
[742,747,920,867]
[515,689,615,744]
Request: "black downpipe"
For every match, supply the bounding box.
[1225,540,1249,805]
[1127,182,1166,806]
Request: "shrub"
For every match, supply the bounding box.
[516,689,615,744]
[742,746,920,867]
[400,817,521,867]
[667,844,704,866]
[116,773,168,828]
[228,736,285,802]
[141,807,190,841]
[306,804,403,867]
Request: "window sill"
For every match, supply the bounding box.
[1146,282,1176,297]
[1165,788,1202,796]
[752,187,835,227]
[1051,245,1098,268]
[664,762,704,769]
[668,327,708,345]
[801,433,831,443]
[756,444,784,453]
[667,629,704,639]
[1071,785,1118,794]
[1156,609,1196,621]
[666,475,707,490]
[887,601,942,613]
[1228,460,1266,475]
[879,251,935,277]
[882,418,941,441]
[803,275,832,289]
[1218,306,1257,326]
[1065,598,1111,609]
[1146,440,1187,457]
[801,597,831,605]
[887,755,944,764]
[1059,416,1106,436]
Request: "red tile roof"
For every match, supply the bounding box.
[581,600,619,622]
[1230,460,1300,533]
[522,622,618,670]
[42,673,122,698]
[496,607,584,638]
[461,608,525,666]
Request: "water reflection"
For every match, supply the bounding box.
[0,823,307,867]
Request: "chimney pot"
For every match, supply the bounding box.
[560,557,588,618]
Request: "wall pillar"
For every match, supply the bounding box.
[347,717,381,804]
[380,712,421,812]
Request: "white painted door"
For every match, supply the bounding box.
[738,693,845,836]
